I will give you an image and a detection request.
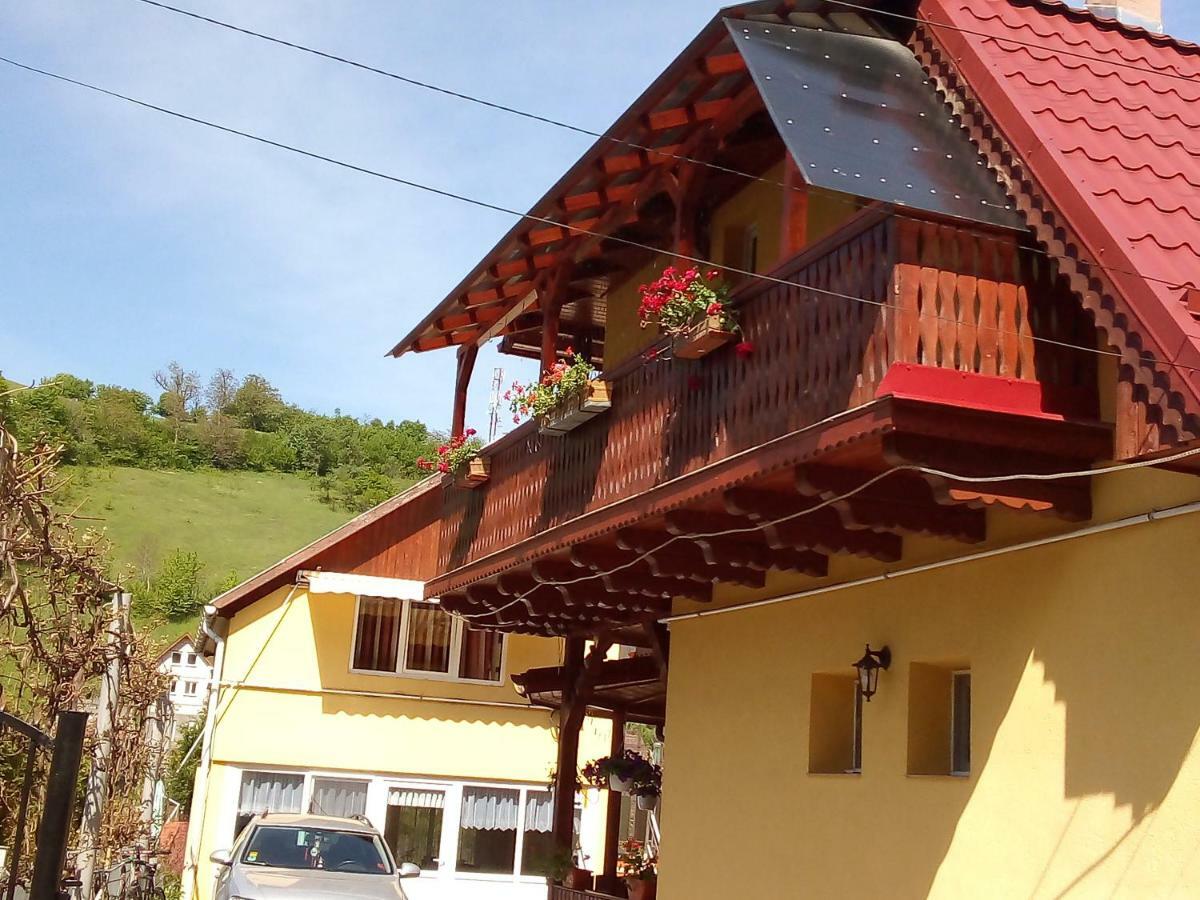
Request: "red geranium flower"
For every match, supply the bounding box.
[736,341,755,359]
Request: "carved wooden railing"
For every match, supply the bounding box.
[437,207,1098,576]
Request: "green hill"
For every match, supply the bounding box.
[64,466,358,638]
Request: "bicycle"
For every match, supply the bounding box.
[102,849,165,900]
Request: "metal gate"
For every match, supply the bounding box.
[1,711,87,900]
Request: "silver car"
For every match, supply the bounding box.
[210,813,420,900]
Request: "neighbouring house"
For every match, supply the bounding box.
[180,479,614,900]
[387,0,1200,897]
[157,634,213,734]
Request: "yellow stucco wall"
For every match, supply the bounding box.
[658,467,1200,898]
[190,586,612,896]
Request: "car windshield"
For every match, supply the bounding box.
[241,826,392,874]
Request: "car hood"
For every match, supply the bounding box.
[232,868,406,900]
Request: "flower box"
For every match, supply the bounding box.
[454,455,490,489]
[673,314,736,360]
[538,380,611,436]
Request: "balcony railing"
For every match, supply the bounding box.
[437,206,1098,578]
[548,887,625,900]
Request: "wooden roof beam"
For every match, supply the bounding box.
[645,98,733,133]
[724,488,903,562]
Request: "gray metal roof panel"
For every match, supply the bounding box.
[727,18,1023,228]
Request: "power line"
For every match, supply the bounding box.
[1,51,1197,380]
[456,439,1200,623]
[126,0,1196,294]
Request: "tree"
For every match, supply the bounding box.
[229,374,284,432]
[206,368,237,414]
[164,710,206,814]
[154,362,200,444]
[147,549,206,622]
[41,372,94,400]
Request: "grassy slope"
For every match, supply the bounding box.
[65,466,355,639]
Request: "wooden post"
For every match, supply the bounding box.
[552,637,586,854]
[451,343,478,438]
[597,710,627,894]
[778,154,808,264]
[539,266,573,375]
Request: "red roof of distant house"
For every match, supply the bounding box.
[924,0,1200,427]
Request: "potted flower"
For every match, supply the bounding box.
[506,350,611,435]
[618,840,658,900]
[638,265,738,359]
[530,847,593,890]
[631,761,662,811]
[582,750,653,793]
[416,429,487,487]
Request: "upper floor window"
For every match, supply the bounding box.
[170,652,182,665]
[352,597,504,684]
[186,653,198,666]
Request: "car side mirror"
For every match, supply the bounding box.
[209,850,234,866]
[398,863,420,879]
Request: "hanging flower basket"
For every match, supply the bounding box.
[609,772,634,793]
[673,313,736,360]
[636,792,658,811]
[539,379,611,436]
[639,266,739,361]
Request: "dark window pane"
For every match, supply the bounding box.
[385,789,445,871]
[952,672,971,774]
[353,597,401,672]
[459,626,503,682]
[520,791,555,875]
[405,602,452,673]
[457,788,518,875]
[852,684,864,773]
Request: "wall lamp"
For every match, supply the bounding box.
[853,644,891,702]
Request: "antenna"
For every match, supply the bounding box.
[487,367,504,442]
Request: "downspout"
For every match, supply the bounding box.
[180,605,226,900]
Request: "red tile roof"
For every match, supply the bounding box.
[923,0,1200,423]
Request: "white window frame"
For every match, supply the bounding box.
[348,596,507,686]
[950,669,971,777]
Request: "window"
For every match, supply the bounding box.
[235,771,304,838]
[744,223,760,274]
[809,673,861,774]
[186,653,198,666]
[907,662,971,776]
[456,787,520,875]
[951,671,971,776]
[170,652,181,665]
[352,597,504,683]
[385,788,444,870]
[519,791,554,876]
[184,681,197,696]
[310,777,368,818]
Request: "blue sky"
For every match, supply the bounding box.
[2,1,1198,434]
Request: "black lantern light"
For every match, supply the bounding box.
[853,644,891,702]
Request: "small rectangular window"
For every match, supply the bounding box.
[309,777,368,818]
[353,597,403,672]
[235,771,303,838]
[186,653,198,666]
[385,788,445,871]
[170,652,181,665]
[951,671,971,776]
[184,681,197,695]
[520,791,555,876]
[404,602,452,673]
[459,625,504,682]
[457,787,519,875]
[809,673,860,775]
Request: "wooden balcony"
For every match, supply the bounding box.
[548,887,625,900]
[429,206,1109,625]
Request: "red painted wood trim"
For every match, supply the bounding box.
[876,363,1094,422]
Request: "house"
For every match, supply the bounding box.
[388,0,1200,896]
[179,479,614,900]
[157,634,212,733]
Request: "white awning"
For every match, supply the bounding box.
[302,571,427,601]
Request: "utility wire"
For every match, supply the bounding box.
[456,440,1200,622]
[2,51,1198,381]
[128,0,1197,294]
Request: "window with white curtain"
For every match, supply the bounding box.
[235,771,304,838]
[385,788,445,870]
[519,791,555,876]
[309,777,369,818]
[456,787,520,875]
[351,597,504,683]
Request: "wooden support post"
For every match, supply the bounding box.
[778,154,808,264]
[552,637,586,854]
[539,266,573,375]
[597,710,627,895]
[451,343,478,438]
